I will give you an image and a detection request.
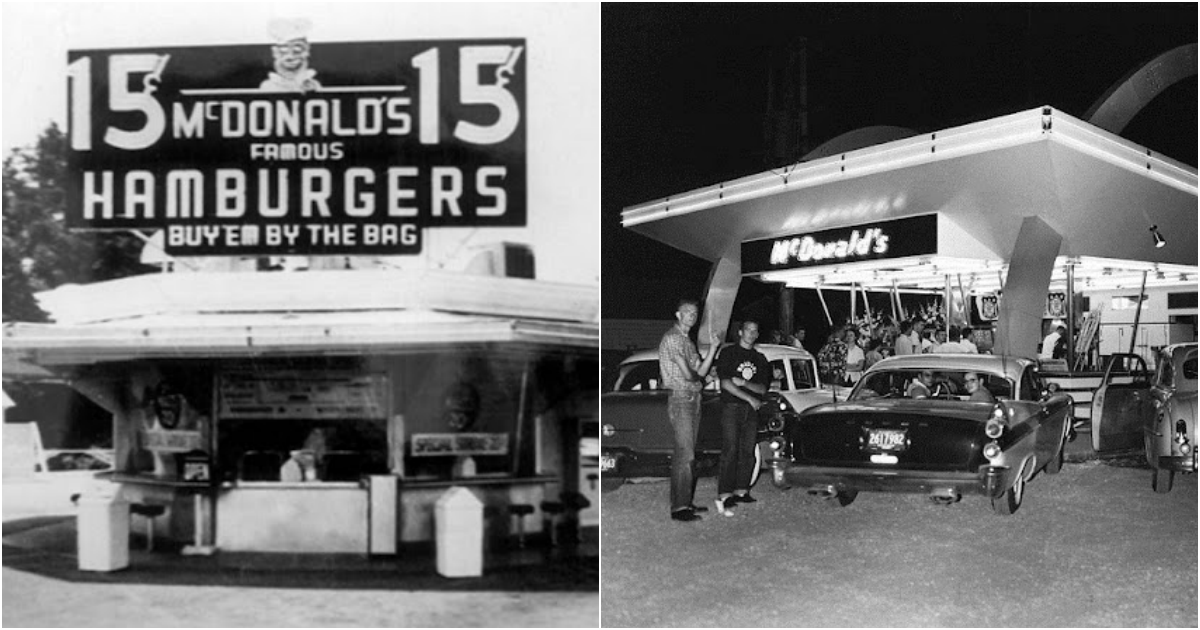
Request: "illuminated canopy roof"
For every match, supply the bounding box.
[622,106,1197,293]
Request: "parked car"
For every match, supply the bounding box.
[1090,345,1197,492]
[770,354,1073,515]
[600,343,833,492]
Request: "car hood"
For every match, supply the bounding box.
[779,387,838,412]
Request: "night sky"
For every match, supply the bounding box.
[602,3,1198,327]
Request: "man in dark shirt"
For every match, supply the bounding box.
[714,319,770,515]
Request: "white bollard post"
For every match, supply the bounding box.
[76,493,130,572]
[434,486,483,578]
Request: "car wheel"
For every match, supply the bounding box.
[600,476,625,493]
[830,490,857,507]
[1151,466,1175,493]
[991,470,1025,515]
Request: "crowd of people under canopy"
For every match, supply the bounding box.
[750,299,1073,388]
[757,307,988,387]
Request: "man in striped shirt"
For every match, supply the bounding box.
[658,298,720,522]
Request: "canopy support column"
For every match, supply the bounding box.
[994,216,1063,357]
[1065,261,1076,368]
[699,249,740,345]
[816,285,832,326]
[1129,270,1149,355]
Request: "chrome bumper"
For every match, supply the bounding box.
[776,463,1011,499]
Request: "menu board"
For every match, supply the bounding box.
[219,372,388,420]
[410,433,509,456]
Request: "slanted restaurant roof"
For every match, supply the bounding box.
[622,106,1197,293]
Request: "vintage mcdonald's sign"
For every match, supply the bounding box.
[67,21,526,256]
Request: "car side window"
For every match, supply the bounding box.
[1018,366,1037,401]
[1157,355,1175,388]
[1184,355,1198,381]
[769,360,788,391]
[790,359,817,389]
[616,361,661,391]
[1132,356,1151,387]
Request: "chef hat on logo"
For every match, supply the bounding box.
[268,18,313,44]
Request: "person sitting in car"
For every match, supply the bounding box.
[906,370,935,399]
[963,372,996,402]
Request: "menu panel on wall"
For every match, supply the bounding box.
[218,372,388,419]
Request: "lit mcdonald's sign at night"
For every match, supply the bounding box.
[742,214,938,274]
[770,227,890,264]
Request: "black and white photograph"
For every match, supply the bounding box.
[3,2,598,627]
[601,3,1196,627]
[4,2,1199,628]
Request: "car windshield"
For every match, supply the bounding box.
[851,369,1013,401]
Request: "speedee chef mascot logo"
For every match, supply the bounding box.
[737,361,758,381]
[66,19,527,256]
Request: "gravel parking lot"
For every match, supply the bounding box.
[3,567,597,628]
[601,460,1197,628]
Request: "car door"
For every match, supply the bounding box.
[1025,366,1068,462]
[1092,353,1154,452]
[603,360,674,454]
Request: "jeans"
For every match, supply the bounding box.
[718,402,759,495]
[667,389,702,512]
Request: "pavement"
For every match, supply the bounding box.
[2,474,599,627]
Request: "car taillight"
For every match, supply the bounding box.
[1176,419,1192,454]
[602,424,615,437]
[985,405,1007,438]
[983,441,1002,460]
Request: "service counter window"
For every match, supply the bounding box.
[115,364,216,481]
[216,371,389,483]
[396,352,577,482]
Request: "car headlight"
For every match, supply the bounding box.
[1176,419,1192,454]
[761,396,792,432]
[985,405,1007,439]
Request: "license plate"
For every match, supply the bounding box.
[867,428,908,452]
[599,455,616,472]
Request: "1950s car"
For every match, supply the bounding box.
[600,343,834,492]
[769,354,1073,515]
[1092,344,1198,492]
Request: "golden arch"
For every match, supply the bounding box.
[1084,43,1197,135]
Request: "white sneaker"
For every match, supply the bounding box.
[714,497,735,517]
